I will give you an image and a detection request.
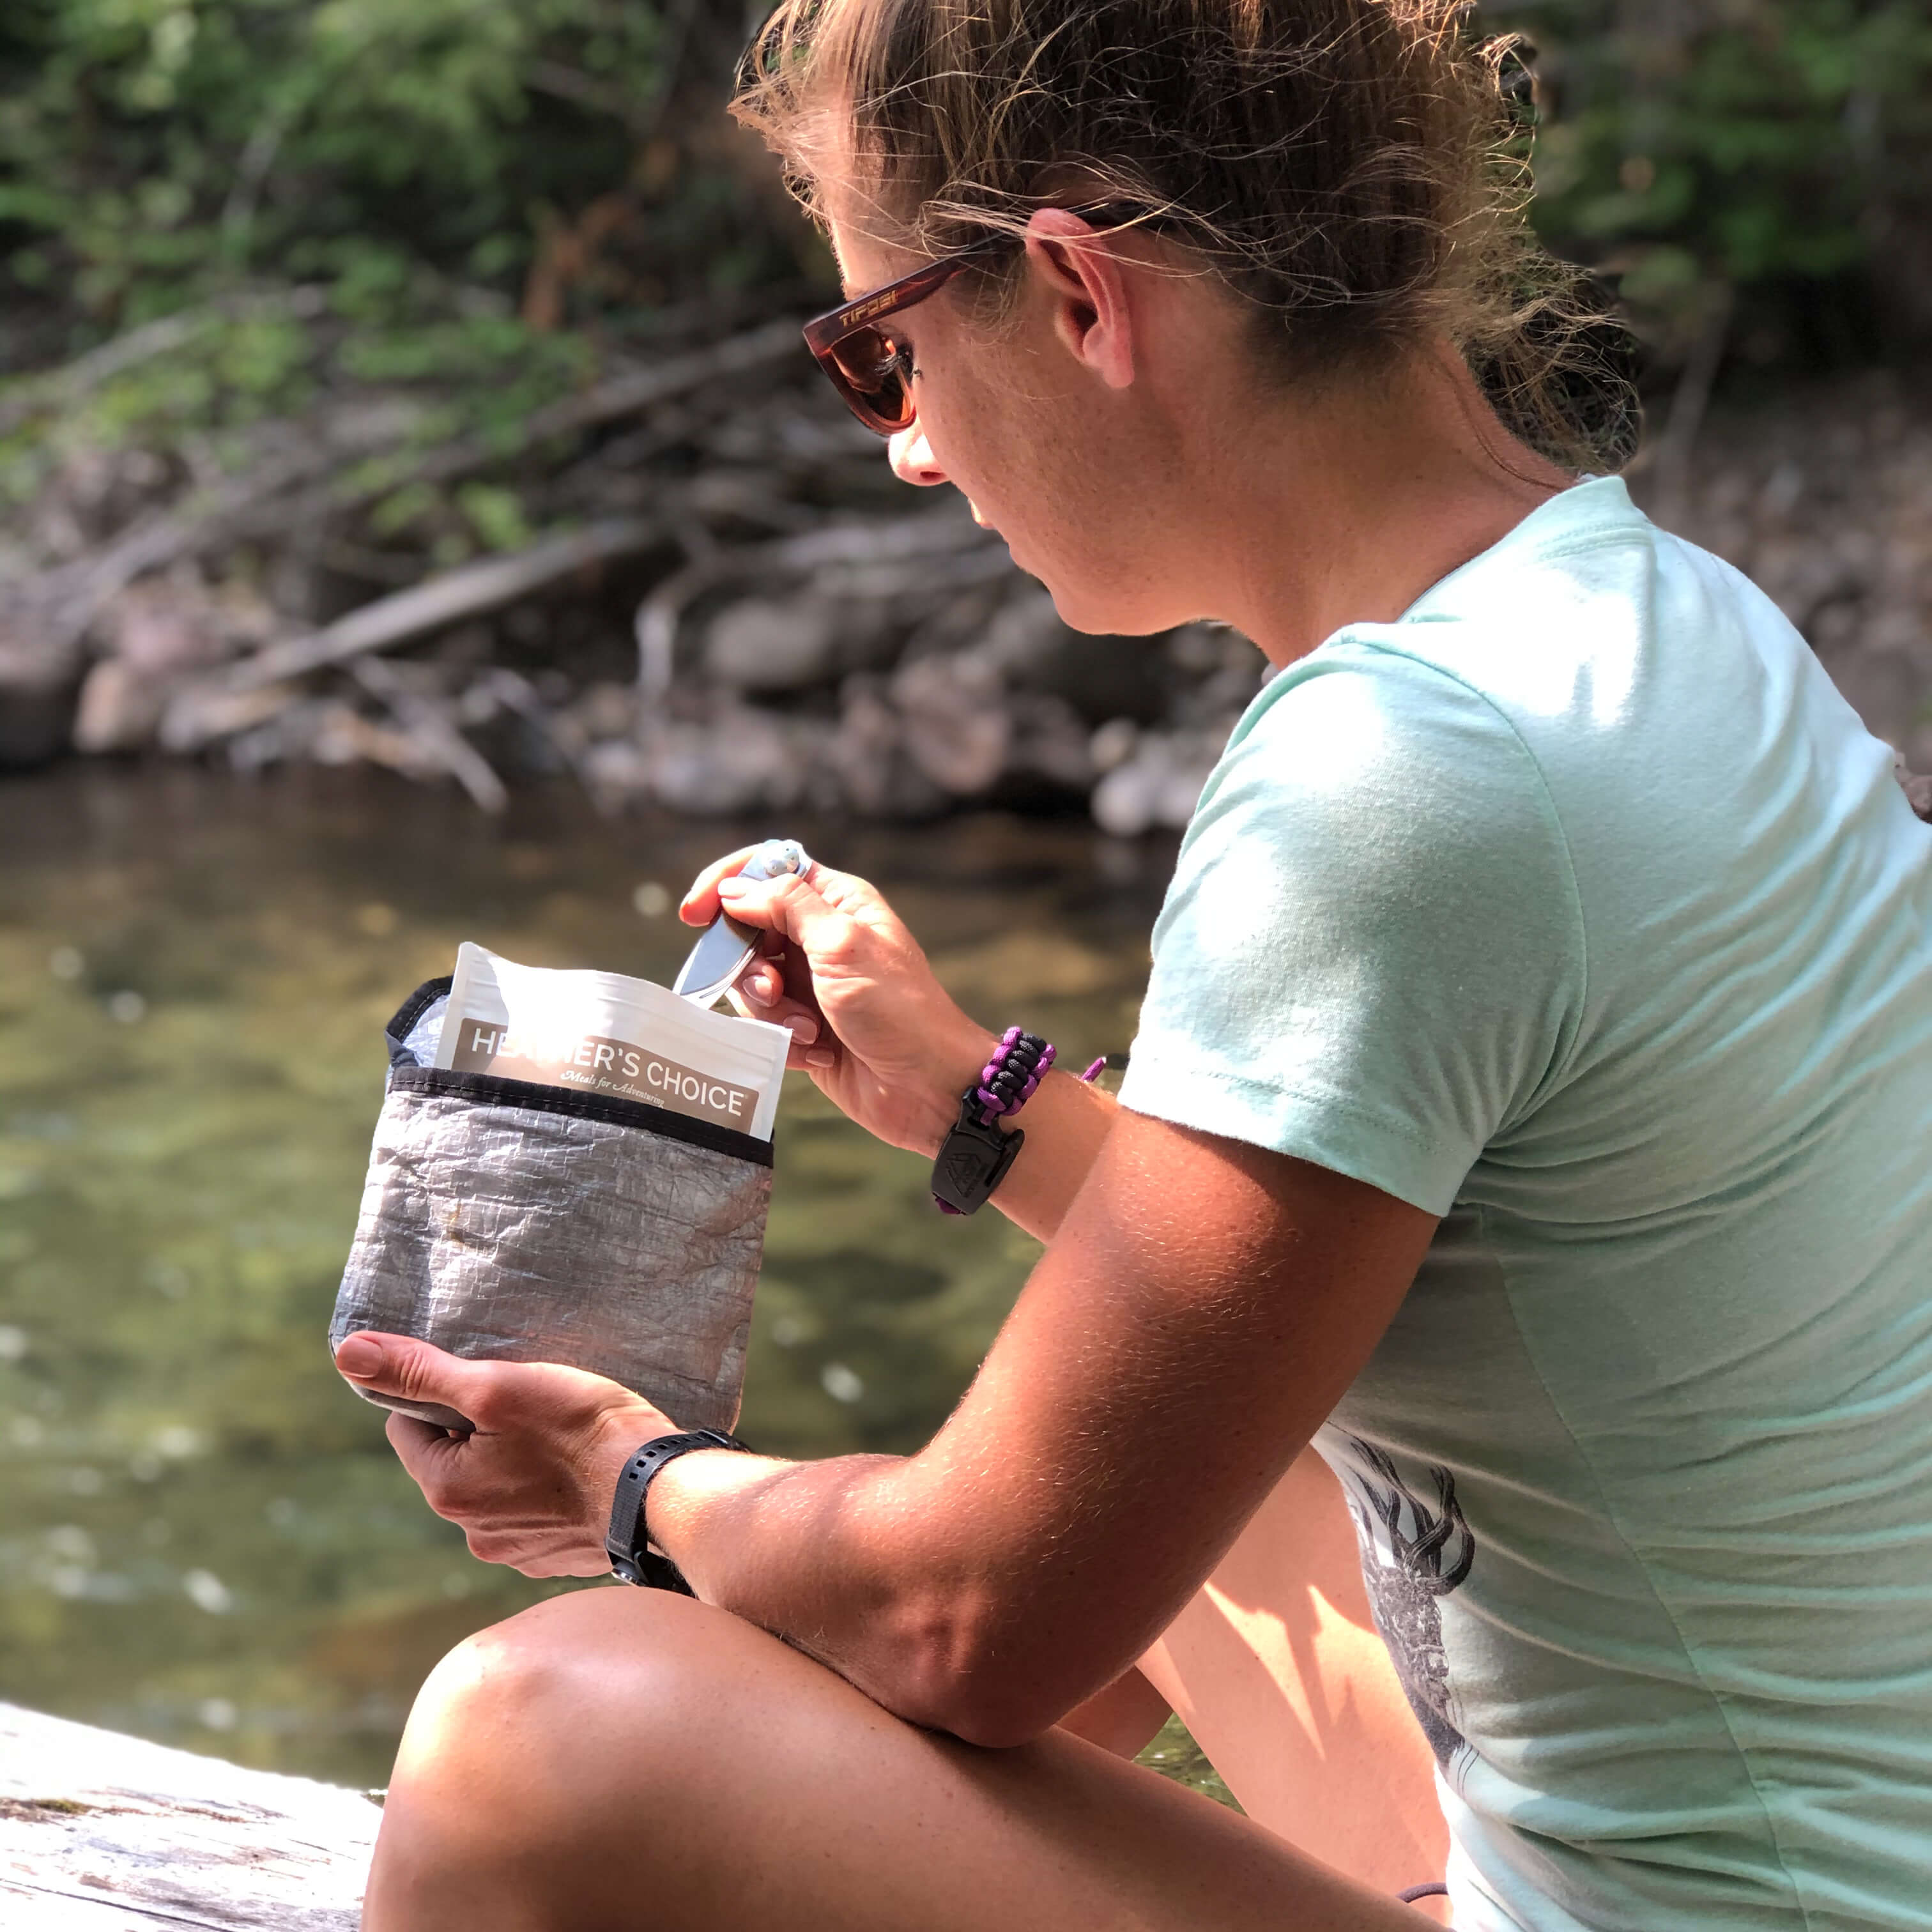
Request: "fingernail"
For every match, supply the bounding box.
[335,1335,383,1377]
[804,1047,835,1069]
[786,1014,818,1045]
[716,877,747,897]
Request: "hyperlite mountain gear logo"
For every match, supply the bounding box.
[1333,1434,1476,1770]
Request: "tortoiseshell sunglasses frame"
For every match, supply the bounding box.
[800,206,1138,436]
[801,234,1009,436]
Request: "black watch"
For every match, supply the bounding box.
[605,1428,751,1590]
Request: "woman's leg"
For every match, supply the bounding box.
[1139,1448,1449,1898]
[363,1586,1430,1932]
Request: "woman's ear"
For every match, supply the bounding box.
[1022,208,1138,392]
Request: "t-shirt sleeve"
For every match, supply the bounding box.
[1117,646,1586,1216]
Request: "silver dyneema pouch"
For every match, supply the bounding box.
[329,978,772,1435]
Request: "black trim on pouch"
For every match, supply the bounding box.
[387,1064,774,1168]
[384,976,455,1066]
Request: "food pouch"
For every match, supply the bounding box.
[329,949,790,1434]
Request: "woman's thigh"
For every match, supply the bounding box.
[1140,1449,1449,1895]
[364,1586,1430,1932]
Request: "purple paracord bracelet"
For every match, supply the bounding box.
[933,1030,1105,1215]
[974,1025,1054,1124]
[972,1032,1106,1125]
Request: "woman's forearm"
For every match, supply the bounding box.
[641,1068,1123,1727]
[647,1446,995,1732]
[996,1071,1119,1241]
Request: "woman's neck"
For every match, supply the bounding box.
[1183,346,1574,671]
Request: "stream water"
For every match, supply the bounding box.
[0,763,1229,1801]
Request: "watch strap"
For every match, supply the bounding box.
[606,1428,750,1590]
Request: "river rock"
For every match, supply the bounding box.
[892,648,1009,795]
[703,594,893,692]
[0,659,79,769]
[1090,727,1227,838]
[981,588,1175,723]
[643,706,828,815]
[829,677,949,818]
[75,577,275,753]
[72,657,167,753]
[1006,691,1096,793]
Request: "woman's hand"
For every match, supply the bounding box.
[682,851,993,1155]
[332,1331,673,1578]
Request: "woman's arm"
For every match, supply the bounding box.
[339,1109,1432,1744]
[680,851,1117,1243]
[1055,1666,1173,1759]
[338,852,1432,1747]
[643,1112,1434,1745]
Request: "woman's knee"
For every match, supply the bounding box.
[369,1588,779,1931]
[392,1587,746,1807]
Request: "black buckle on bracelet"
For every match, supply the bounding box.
[930,1092,1025,1216]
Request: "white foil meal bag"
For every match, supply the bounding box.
[330,945,791,1435]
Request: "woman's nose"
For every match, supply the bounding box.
[888,423,947,487]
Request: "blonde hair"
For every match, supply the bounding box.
[733,0,1637,473]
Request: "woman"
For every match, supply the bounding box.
[336,3,1932,1926]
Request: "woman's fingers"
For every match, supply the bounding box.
[725,982,824,1046]
[720,933,838,1068]
[735,937,825,1034]
[678,846,766,926]
[684,847,890,940]
[385,1410,469,1510]
[681,849,878,927]
[716,868,869,970]
[738,941,790,1008]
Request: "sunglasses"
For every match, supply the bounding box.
[801,205,1138,436]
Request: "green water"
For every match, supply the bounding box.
[0,764,1231,1802]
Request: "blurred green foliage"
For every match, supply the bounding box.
[1485,0,1932,362]
[0,0,804,452]
[0,1,813,553]
[0,1,1924,416]
[0,0,767,330]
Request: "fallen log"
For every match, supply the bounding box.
[349,656,509,812]
[369,316,804,505]
[0,1702,377,1931]
[1,408,428,677]
[0,287,329,441]
[1,318,791,691]
[233,515,659,692]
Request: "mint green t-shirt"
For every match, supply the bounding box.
[1117,477,1932,1931]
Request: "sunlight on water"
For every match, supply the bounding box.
[0,765,1229,1802]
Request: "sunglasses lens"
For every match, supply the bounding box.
[827,326,914,433]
